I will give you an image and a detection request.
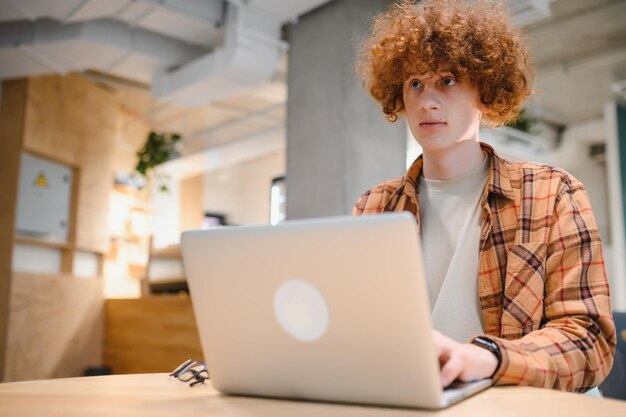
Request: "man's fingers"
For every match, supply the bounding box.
[432,330,443,349]
[440,352,464,388]
[432,330,455,357]
[434,334,497,387]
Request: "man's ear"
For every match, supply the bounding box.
[478,100,492,115]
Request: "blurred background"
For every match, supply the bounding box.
[0,0,625,384]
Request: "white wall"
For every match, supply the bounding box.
[203,152,285,225]
[12,245,99,279]
[150,175,181,248]
[12,245,61,274]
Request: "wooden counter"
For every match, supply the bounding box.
[0,373,625,416]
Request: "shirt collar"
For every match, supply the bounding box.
[397,142,516,203]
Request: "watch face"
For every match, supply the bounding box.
[478,338,492,347]
[473,338,499,354]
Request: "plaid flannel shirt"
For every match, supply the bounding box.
[353,142,616,392]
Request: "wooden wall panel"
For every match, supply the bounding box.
[23,73,118,253]
[113,107,150,175]
[2,73,125,381]
[22,75,84,166]
[4,272,104,382]
[180,175,204,233]
[0,79,28,381]
[73,85,117,252]
[104,297,203,374]
[2,73,156,381]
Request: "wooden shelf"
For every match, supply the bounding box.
[149,280,188,294]
[151,245,181,259]
[14,235,106,255]
[14,235,73,251]
[145,243,186,295]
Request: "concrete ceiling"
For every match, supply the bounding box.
[2,0,625,177]
[84,59,287,162]
[0,0,331,105]
[0,0,319,178]
[525,0,626,124]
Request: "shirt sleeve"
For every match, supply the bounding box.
[352,182,396,216]
[484,185,616,392]
[353,193,368,216]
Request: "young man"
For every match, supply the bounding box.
[354,0,615,392]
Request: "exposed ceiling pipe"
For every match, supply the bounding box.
[0,0,332,105]
[150,0,335,106]
[151,1,286,106]
[0,18,207,82]
[0,0,224,43]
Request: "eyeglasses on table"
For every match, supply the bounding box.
[170,359,209,387]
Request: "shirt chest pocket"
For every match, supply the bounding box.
[500,242,548,339]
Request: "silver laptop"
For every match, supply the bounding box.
[181,212,491,409]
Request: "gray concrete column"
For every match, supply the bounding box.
[286,0,407,219]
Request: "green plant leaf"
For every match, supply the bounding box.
[134,130,183,184]
[506,109,537,134]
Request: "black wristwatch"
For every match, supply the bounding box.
[471,336,502,378]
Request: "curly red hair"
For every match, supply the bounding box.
[357,0,534,126]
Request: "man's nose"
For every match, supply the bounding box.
[419,88,440,110]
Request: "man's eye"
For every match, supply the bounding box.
[442,77,456,86]
[410,80,422,89]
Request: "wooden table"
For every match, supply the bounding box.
[0,373,625,417]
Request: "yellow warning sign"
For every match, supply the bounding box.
[34,171,49,189]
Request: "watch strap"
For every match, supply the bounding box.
[471,336,502,378]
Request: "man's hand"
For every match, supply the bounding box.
[432,330,498,388]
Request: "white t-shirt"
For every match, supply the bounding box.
[418,156,489,343]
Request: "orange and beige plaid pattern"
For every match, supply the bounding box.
[353,143,616,392]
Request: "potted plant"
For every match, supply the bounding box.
[135,131,181,192]
[506,109,538,135]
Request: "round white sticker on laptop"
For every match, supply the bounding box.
[273,279,329,342]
